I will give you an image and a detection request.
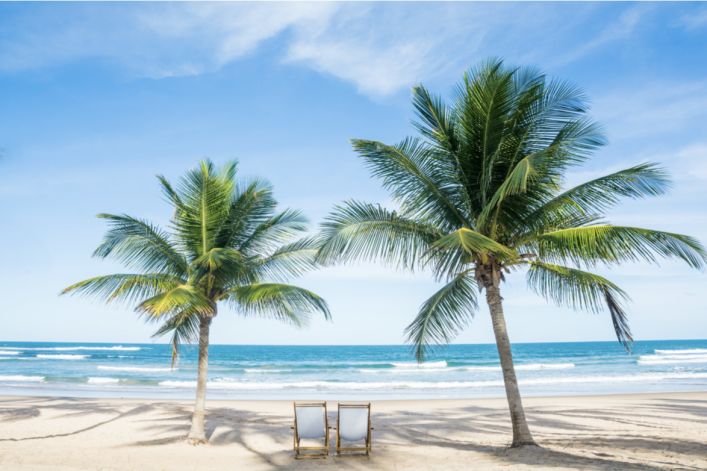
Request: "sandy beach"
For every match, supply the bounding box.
[0,392,705,470]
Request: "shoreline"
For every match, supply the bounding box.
[1,388,706,403]
[1,391,706,470]
[3,338,707,346]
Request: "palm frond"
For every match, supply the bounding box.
[352,138,469,229]
[215,178,280,250]
[429,227,516,281]
[405,271,478,361]
[61,274,181,306]
[530,163,670,220]
[475,148,547,230]
[527,261,632,349]
[454,58,516,207]
[532,225,707,269]
[151,309,201,366]
[432,228,517,259]
[170,160,236,258]
[93,214,187,276]
[192,246,244,274]
[253,237,320,282]
[157,175,185,212]
[317,200,442,270]
[229,283,330,325]
[412,85,458,153]
[238,208,309,255]
[136,285,214,319]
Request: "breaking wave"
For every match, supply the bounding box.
[36,354,89,360]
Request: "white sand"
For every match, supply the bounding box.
[0,392,705,470]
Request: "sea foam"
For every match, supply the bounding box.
[638,354,707,365]
[390,361,448,369]
[36,354,89,360]
[654,348,707,355]
[361,362,575,374]
[157,371,707,391]
[639,348,707,365]
[87,377,120,384]
[0,375,45,382]
[465,363,575,372]
[15,346,140,352]
[97,365,172,373]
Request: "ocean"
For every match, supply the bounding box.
[1,340,706,400]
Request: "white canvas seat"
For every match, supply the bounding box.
[336,403,372,455]
[292,402,329,458]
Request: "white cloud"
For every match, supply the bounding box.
[284,3,486,97]
[678,5,707,30]
[0,2,691,99]
[137,3,340,70]
[0,3,340,79]
[0,3,619,97]
[130,2,493,96]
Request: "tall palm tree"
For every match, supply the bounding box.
[317,59,706,447]
[63,160,330,443]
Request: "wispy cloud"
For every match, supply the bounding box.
[283,3,488,97]
[551,5,651,66]
[0,2,688,98]
[678,5,707,30]
[592,80,707,140]
[0,3,340,78]
[135,3,340,76]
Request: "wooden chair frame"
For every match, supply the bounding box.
[292,401,329,459]
[335,402,372,456]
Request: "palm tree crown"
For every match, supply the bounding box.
[317,59,706,446]
[65,161,329,357]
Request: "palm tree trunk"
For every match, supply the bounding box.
[484,273,536,447]
[187,315,211,444]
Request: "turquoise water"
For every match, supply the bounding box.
[1,340,706,399]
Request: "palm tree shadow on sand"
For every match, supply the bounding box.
[3,396,705,470]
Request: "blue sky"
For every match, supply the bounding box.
[1,2,706,346]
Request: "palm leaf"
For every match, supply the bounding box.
[412,85,459,153]
[137,285,214,319]
[317,200,442,270]
[238,208,308,255]
[432,228,517,259]
[253,237,320,281]
[93,214,187,276]
[170,160,235,258]
[529,163,670,221]
[405,272,478,361]
[531,225,707,269]
[527,261,632,348]
[229,283,330,325]
[215,179,280,250]
[61,274,181,306]
[352,138,469,229]
[152,309,201,366]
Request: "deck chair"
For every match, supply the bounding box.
[335,403,372,455]
[292,402,329,459]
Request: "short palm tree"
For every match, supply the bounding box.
[317,59,706,447]
[63,160,330,443]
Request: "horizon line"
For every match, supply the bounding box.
[2,338,706,348]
